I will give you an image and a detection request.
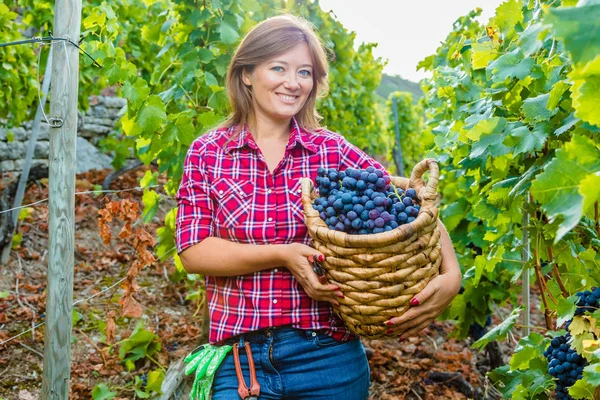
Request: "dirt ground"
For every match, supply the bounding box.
[0,166,539,399]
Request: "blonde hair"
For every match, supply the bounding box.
[222,14,329,135]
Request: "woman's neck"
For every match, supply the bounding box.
[248,113,291,143]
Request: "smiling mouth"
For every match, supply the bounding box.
[276,93,299,102]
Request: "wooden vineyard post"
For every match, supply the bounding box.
[0,49,53,265]
[521,200,531,336]
[391,95,405,177]
[41,0,82,398]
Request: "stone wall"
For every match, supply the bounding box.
[0,95,126,175]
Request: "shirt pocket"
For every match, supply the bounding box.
[212,178,255,228]
[287,178,306,225]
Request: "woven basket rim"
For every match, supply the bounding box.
[301,158,440,248]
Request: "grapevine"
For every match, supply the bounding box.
[419,0,600,396]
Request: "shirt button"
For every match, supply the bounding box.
[274,268,278,273]
[218,190,223,195]
[268,217,273,222]
[273,299,278,304]
[298,188,302,193]
[267,189,273,194]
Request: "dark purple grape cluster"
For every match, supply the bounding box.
[542,288,599,399]
[574,287,600,316]
[468,315,492,342]
[544,334,587,400]
[312,166,420,234]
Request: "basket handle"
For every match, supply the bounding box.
[409,158,439,203]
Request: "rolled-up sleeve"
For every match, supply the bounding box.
[175,140,214,254]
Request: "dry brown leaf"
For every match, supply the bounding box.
[120,295,143,318]
[105,310,116,344]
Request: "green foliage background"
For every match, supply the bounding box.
[418,0,600,396]
[386,91,431,175]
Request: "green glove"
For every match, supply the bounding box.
[185,344,233,400]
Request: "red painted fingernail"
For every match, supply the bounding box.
[410,297,420,306]
[385,321,394,326]
[318,254,325,262]
[386,329,394,334]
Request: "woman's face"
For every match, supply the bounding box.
[242,42,314,126]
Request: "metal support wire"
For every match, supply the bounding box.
[0,33,101,68]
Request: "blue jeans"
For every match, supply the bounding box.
[212,327,370,399]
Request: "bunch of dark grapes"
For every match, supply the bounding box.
[139,372,148,389]
[468,315,492,342]
[544,334,587,400]
[312,166,420,235]
[543,288,598,399]
[574,287,600,316]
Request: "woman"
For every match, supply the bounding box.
[176,14,462,399]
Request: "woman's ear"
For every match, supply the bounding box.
[242,69,252,87]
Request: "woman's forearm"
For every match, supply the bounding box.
[179,237,288,276]
[437,219,462,289]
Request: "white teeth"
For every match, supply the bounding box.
[278,94,297,101]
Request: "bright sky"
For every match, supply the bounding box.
[317,0,505,82]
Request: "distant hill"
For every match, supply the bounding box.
[376,74,423,103]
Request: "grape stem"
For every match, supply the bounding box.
[389,183,404,201]
[514,323,547,332]
[595,201,599,237]
[547,246,569,298]
[533,247,555,330]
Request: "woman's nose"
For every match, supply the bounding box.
[283,73,300,90]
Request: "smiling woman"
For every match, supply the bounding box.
[175,13,461,400]
[241,46,315,122]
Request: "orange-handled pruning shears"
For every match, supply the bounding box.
[307,254,328,284]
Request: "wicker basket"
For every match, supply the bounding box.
[300,159,442,338]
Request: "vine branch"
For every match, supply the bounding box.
[547,246,569,298]
[533,248,555,330]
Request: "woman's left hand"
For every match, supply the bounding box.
[384,220,462,339]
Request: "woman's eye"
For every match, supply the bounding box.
[272,66,284,72]
[299,70,312,77]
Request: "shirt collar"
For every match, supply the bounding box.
[225,117,318,154]
[286,117,318,154]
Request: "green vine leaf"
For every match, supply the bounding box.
[531,134,600,242]
[218,20,239,44]
[137,95,167,134]
[472,307,521,351]
[122,78,151,110]
[486,49,533,82]
[522,93,551,123]
[509,123,548,155]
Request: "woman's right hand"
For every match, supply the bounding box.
[282,243,344,306]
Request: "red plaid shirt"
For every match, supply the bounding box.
[176,118,386,343]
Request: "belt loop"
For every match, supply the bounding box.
[238,334,245,348]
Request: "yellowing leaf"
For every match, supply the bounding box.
[579,173,600,215]
[570,75,600,127]
[570,315,590,335]
[493,0,523,37]
[471,42,496,70]
[547,81,570,111]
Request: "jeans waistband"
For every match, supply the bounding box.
[221,326,316,346]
